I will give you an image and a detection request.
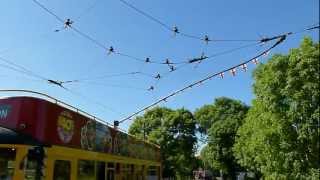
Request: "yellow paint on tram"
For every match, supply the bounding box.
[0,144,161,180]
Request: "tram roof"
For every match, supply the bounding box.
[0,90,161,162]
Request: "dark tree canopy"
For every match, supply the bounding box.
[129,107,198,179]
[234,38,319,179]
[195,97,249,178]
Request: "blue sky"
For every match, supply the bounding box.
[0,0,319,130]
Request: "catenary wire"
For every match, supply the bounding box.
[63,87,125,116]
[151,41,261,84]
[72,81,149,91]
[117,32,292,124]
[31,0,64,23]
[118,23,320,123]
[62,71,155,82]
[0,56,48,81]
[30,0,268,67]
[150,24,319,82]
[0,56,123,115]
[73,0,100,21]
[30,0,185,65]
[117,0,260,43]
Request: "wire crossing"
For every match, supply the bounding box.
[30,0,275,68]
[0,55,124,115]
[30,0,190,66]
[116,24,319,124]
[116,31,299,124]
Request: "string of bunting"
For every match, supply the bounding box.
[32,0,319,80]
[116,33,288,124]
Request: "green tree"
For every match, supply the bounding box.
[234,38,320,179]
[129,107,198,179]
[195,97,249,178]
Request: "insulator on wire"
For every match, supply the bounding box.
[155,74,161,79]
[252,58,259,65]
[241,64,248,72]
[230,68,237,76]
[220,72,224,79]
[148,86,154,91]
[204,35,210,44]
[108,46,114,55]
[145,57,151,63]
[165,59,171,65]
[173,26,179,36]
[169,65,176,72]
[64,19,73,28]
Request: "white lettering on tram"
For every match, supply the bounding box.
[0,105,11,119]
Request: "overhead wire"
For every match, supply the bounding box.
[31,0,64,23]
[0,74,44,83]
[0,56,153,115]
[118,0,172,32]
[73,0,100,22]
[0,56,74,89]
[27,1,320,124]
[148,23,319,87]
[0,56,48,81]
[117,37,285,123]
[30,0,265,70]
[149,41,261,87]
[63,87,125,116]
[30,0,187,66]
[72,81,149,91]
[61,71,155,83]
[0,55,123,115]
[117,25,320,124]
[117,0,260,43]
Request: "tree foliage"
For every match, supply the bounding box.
[195,97,249,178]
[234,38,320,179]
[129,107,198,178]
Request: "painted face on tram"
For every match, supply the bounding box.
[57,111,75,143]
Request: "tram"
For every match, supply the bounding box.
[0,90,161,180]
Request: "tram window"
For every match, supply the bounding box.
[24,147,46,180]
[106,169,115,180]
[146,166,158,180]
[0,148,16,180]
[107,162,114,168]
[95,161,105,180]
[115,163,120,174]
[25,159,43,180]
[106,163,115,180]
[53,160,71,180]
[78,160,95,180]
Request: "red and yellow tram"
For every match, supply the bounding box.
[0,90,161,180]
